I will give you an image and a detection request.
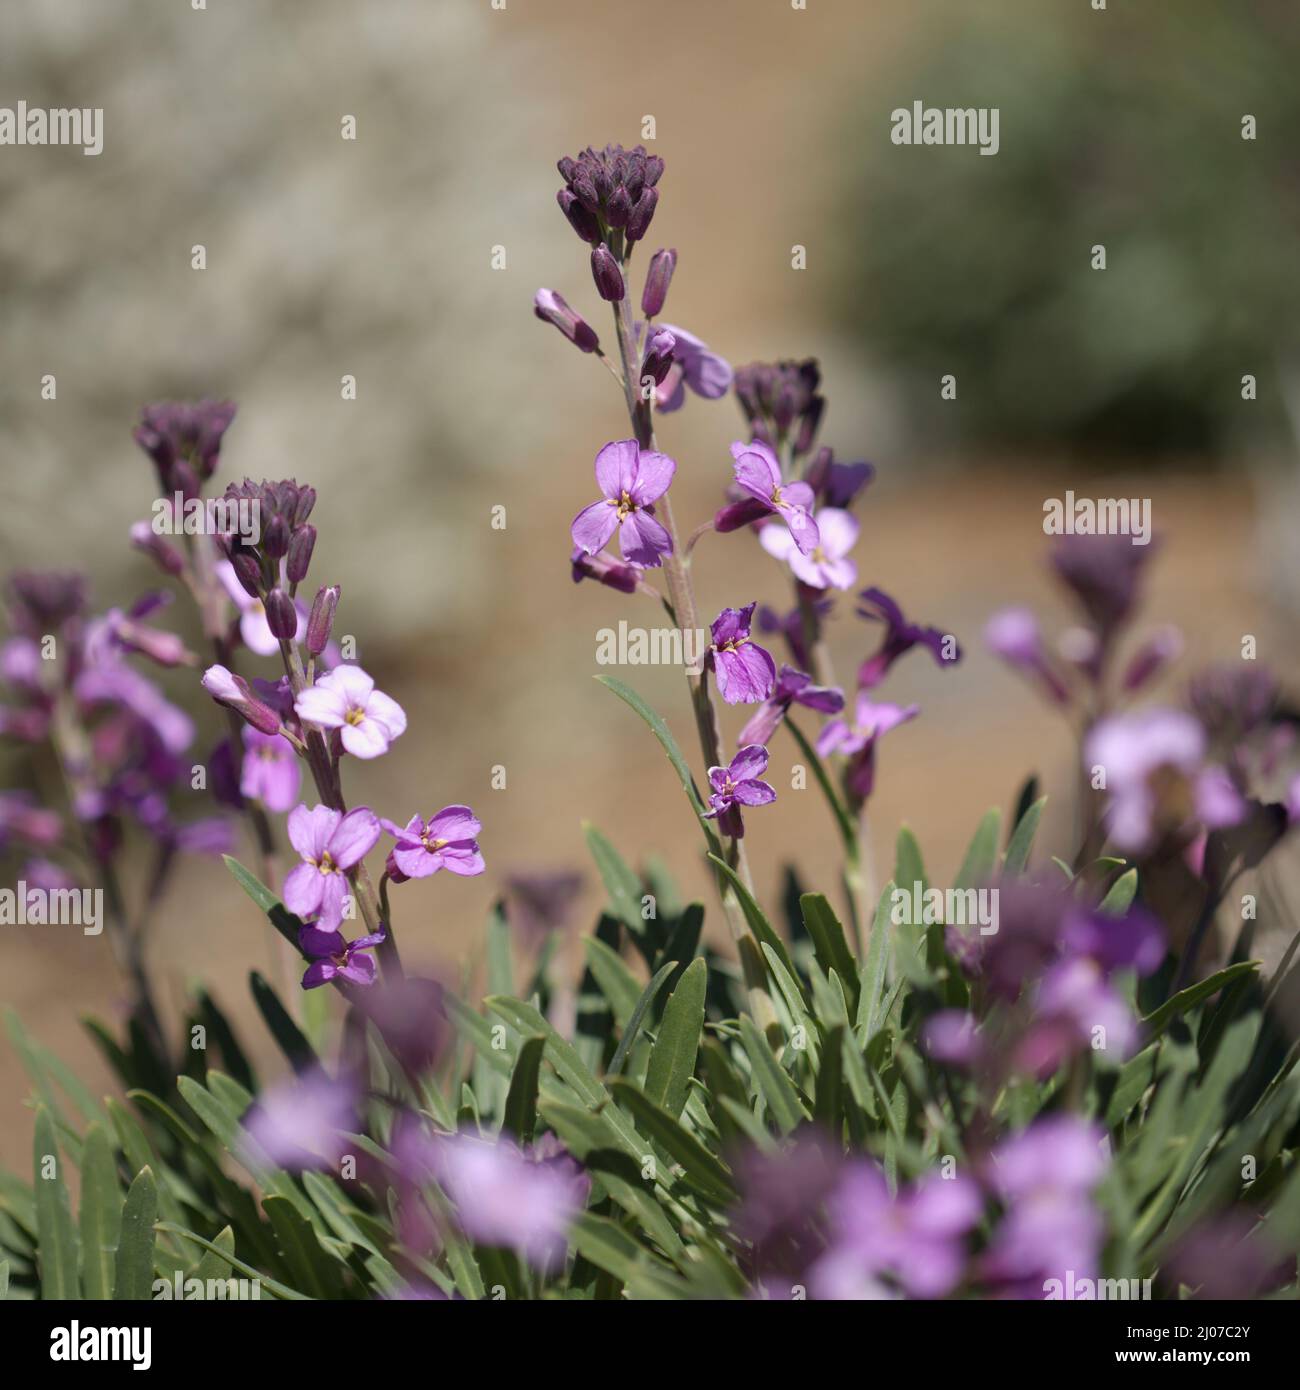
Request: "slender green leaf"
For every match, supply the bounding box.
[1141,962,1260,1039]
[954,809,1001,890]
[78,1124,121,1300]
[113,1167,157,1301]
[644,958,707,1119]
[739,1016,808,1134]
[608,961,677,1077]
[32,1106,78,1300]
[502,1036,546,1144]
[1002,795,1047,876]
[609,1081,737,1206]
[800,893,859,1010]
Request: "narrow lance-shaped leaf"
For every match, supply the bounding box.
[113,1166,158,1301]
[78,1123,122,1300]
[643,957,707,1120]
[33,1105,79,1300]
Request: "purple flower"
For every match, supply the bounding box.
[381,806,485,881]
[239,728,301,813]
[298,925,386,989]
[505,870,584,950]
[761,507,858,590]
[133,399,237,489]
[982,1116,1108,1295]
[1051,533,1154,641]
[703,744,776,839]
[921,1010,983,1068]
[653,324,733,412]
[75,651,194,754]
[1164,1213,1292,1300]
[1121,624,1183,693]
[241,1068,358,1171]
[738,665,844,747]
[757,599,832,672]
[217,560,306,655]
[0,793,63,850]
[732,1132,843,1284]
[1015,956,1140,1074]
[533,288,599,353]
[734,359,824,458]
[816,694,919,801]
[433,1133,589,1270]
[708,604,776,705]
[1085,708,1245,853]
[856,587,958,688]
[805,447,875,510]
[812,1164,982,1300]
[294,664,407,759]
[570,439,676,569]
[283,803,382,929]
[816,694,919,760]
[724,440,819,555]
[985,607,1071,706]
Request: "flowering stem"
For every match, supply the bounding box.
[609,293,777,1036]
[275,636,399,981]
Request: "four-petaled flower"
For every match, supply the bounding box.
[738,664,844,748]
[283,803,382,930]
[760,507,858,590]
[295,664,407,759]
[653,324,732,413]
[298,925,386,989]
[856,586,959,688]
[570,439,676,568]
[817,694,920,800]
[708,603,776,705]
[703,744,776,839]
[382,806,485,881]
[240,727,301,812]
[726,440,819,554]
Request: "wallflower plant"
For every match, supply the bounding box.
[1,143,1299,1311]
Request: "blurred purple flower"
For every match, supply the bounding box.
[738,665,844,747]
[241,1068,358,1171]
[856,587,959,688]
[761,508,858,590]
[1086,708,1245,854]
[239,728,300,813]
[985,607,1071,705]
[433,1133,589,1269]
[816,694,919,800]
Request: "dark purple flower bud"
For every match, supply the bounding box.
[6,571,88,638]
[641,248,676,317]
[590,245,625,302]
[557,156,577,183]
[572,175,599,212]
[640,329,675,386]
[129,521,185,577]
[201,664,282,735]
[229,548,263,599]
[1121,624,1183,693]
[276,480,300,518]
[534,289,600,353]
[287,524,317,584]
[170,458,200,501]
[293,486,316,526]
[606,184,632,230]
[263,513,290,562]
[625,187,658,244]
[570,547,640,594]
[264,588,297,640]
[307,585,340,655]
[643,155,664,186]
[556,189,601,244]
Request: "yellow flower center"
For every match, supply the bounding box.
[609,489,638,521]
[345,705,366,726]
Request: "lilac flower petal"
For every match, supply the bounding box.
[594,439,639,499]
[427,805,482,841]
[288,803,340,861]
[733,779,776,807]
[618,510,673,567]
[284,861,325,918]
[715,643,776,704]
[328,807,382,869]
[630,450,676,505]
[730,744,770,782]
[295,683,349,729]
[571,500,620,556]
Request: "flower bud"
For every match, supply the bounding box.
[264,587,298,640]
[229,548,264,599]
[625,187,658,243]
[287,524,317,584]
[263,513,290,561]
[640,329,675,386]
[129,521,185,577]
[1122,625,1183,693]
[170,458,200,501]
[307,585,339,655]
[641,248,676,317]
[605,184,632,230]
[556,188,601,244]
[293,486,317,526]
[590,245,625,302]
[643,155,665,186]
[201,664,282,735]
[534,289,600,353]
